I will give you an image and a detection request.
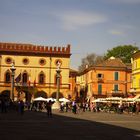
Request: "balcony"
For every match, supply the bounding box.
[111,90,123,94]
[111,90,124,97]
[97,77,104,83]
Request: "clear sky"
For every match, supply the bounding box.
[0,0,140,70]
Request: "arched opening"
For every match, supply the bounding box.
[38,72,45,85]
[51,92,63,98]
[5,70,11,83]
[22,72,28,85]
[34,91,47,98]
[0,90,10,100]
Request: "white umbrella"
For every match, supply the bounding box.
[33,97,47,101]
[59,98,70,102]
[46,98,56,102]
[92,98,107,103]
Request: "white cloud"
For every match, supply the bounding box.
[52,11,107,31]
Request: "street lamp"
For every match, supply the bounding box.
[10,60,16,101]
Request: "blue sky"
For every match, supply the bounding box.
[0,0,140,70]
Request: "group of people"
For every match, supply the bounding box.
[1,96,140,116]
[0,97,25,115]
[57,100,140,115]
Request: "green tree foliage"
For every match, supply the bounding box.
[78,53,104,71]
[104,45,138,63]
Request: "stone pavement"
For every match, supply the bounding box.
[0,110,140,140]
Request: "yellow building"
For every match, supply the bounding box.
[0,42,71,102]
[131,51,140,95]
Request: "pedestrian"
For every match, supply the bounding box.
[46,100,53,117]
[18,100,24,115]
[72,101,77,114]
[136,102,140,115]
[65,102,69,112]
[60,102,64,112]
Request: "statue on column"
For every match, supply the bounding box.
[56,60,61,70]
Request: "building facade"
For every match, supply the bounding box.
[76,57,132,100]
[131,51,140,95]
[0,42,71,101]
[69,69,78,100]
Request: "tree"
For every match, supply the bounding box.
[104,45,138,63]
[78,53,104,71]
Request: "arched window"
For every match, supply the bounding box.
[39,72,45,84]
[5,70,11,83]
[22,72,28,85]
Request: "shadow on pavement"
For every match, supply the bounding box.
[0,110,140,140]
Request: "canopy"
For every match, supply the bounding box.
[33,97,47,101]
[46,98,56,102]
[92,98,107,103]
[59,98,70,102]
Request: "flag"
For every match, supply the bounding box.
[15,73,21,83]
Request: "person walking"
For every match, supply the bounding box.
[46,100,53,117]
[18,100,24,115]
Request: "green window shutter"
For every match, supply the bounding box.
[114,72,118,81]
[98,84,102,94]
[114,84,118,91]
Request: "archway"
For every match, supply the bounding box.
[51,92,63,98]
[34,91,48,98]
[15,86,33,102]
[0,90,10,100]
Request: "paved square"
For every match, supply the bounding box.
[0,110,140,140]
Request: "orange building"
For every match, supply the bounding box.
[69,69,78,99]
[76,57,132,99]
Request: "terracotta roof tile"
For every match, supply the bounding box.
[96,58,126,67]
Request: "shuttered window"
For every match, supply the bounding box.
[98,84,102,94]
[114,72,118,81]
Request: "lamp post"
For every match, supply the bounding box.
[52,61,61,109]
[10,61,16,101]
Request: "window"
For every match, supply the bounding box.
[114,72,118,81]
[39,72,45,84]
[97,73,103,79]
[55,59,62,66]
[133,61,137,69]
[39,58,46,66]
[23,58,29,65]
[5,71,11,83]
[5,57,12,64]
[114,84,118,91]
[22,72,28,85]
[98,84,102,94]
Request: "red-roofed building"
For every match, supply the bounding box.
[76,57,132,100]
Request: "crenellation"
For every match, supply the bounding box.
[0,42,71,55]
[66,44,70,53]
[45,46,48,52]
[62,47,65,52]
[58,47,61,52]
[54,47,56,52]
[49,47,52,52]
